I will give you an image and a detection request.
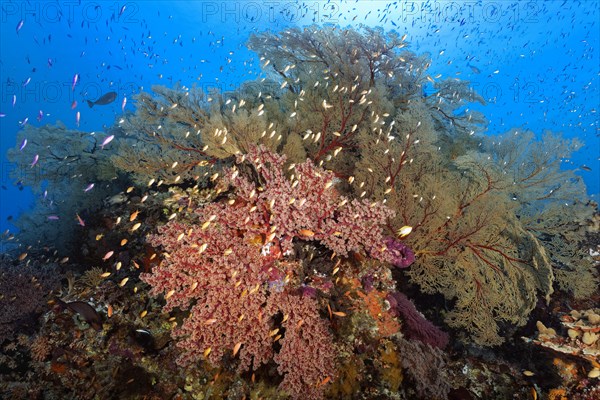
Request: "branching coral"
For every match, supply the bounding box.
[142,145,397,399]
[400,151,555,345]
[117,26,433,183]
[7,25,596,365]
[350,102,556,345]
[6,121,119,194]
[426,78,488,138]
[109,85,215,186]
[246,26,401,170]
[6,122,127,251]
[0,255,62,343]
[273,292,337,400]
[483,129,598,298]
[114,26,593,350]
[111,84,284,186]
[394,336,451,399]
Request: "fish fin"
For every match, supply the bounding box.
[53,297,68,309]
[87,100,94,108]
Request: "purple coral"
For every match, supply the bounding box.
[384,237,415,268]
[387,291,449,349]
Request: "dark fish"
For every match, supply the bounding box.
[468,64,481,74]
[55,297,103,330]
[133,329,155,350]
[580,165,592,171]
[87,91,117,108]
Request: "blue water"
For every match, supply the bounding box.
[1,0,598,240]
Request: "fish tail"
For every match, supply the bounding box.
[87,100,94,108]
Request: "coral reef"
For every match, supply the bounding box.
[483,129,598,299]
[523,309,600,367]
[2,24,598,400]
[141,145,397,399]
[387,291,449,349]
[0,255,62,343]
[6,122,129,251]
[384,237,415,269]
[116,26,597,346]
[394,337,451,399]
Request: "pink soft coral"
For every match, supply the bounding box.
[142,145,398,398]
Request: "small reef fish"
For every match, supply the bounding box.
[87,91,117,108]
[83,183,94,192]
[76,213,85,227]
[468,64,481,74]
[298,229,315,237]
[76,111,80,127]
[397,225,413,238]
[19,138,27,151]
[105,193,127,205]
[30,154,39,167]
[71,73,79,91]
[580,165,592,172]
[100,135,114,149]
[133,329,157,351]
[129,209,139,221]
[121,97,127,112]
[54,297,102,331]
[233,342,242,356]
[16,19,24,34]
